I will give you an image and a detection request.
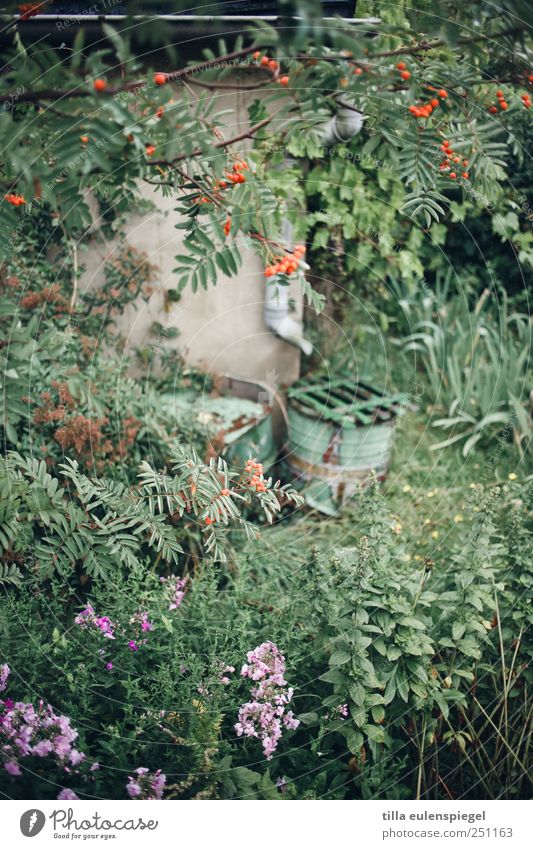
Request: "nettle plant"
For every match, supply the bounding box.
[287,477,532,799]
[0,1,531,298]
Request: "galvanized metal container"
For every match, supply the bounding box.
[284,375,408,514]
[159,375,276,473]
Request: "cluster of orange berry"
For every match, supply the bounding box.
[18,2,47,21]
[252,51,289,86]
[264,245,306,278]
[223,216,231,237]
[245,459,267,493]
[408,88,448,119]
[438,139,469,180]
[4,193,25,206]
[396,61,411,81]
[488,90,509,113]
[521,92,531,109]
[197,160,249,204]
[225,159,248,185]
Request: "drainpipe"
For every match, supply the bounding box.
[264,218,313,355]
[317,97,365,145]
[264,96,364,354]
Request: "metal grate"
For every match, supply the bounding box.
[287,375,409,427]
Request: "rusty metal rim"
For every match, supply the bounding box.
[285,450,389,482]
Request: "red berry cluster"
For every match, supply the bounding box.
[438,140,469,180]
[245,459,267,493]
[18,2,48,21]
[197,160,249,204]
[488,89,509,113]
[252,51,289,85]
[226,159,248,185]
[408,88,447,119]
[396,61,411,81]
[4,193,25,206]
[521,92,531,109]
[223,216,231,237]
[264,245,306,278]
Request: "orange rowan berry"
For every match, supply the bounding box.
[154,73,167,86]
[499,101,508,110]
[353,67,363,75]
[438,89,448,98]
[400,71,411,80]
[396,62,407,70]
[93,78,106,92]
[80,135,89,143]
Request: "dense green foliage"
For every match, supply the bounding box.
[0,0,531,802]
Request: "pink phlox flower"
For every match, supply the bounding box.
[57,788,79,800]
[235,643,299,760]
[126,767,166,800]
[0,664,9,693]
[161,576,187,611]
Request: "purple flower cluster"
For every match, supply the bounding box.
[74,606,115,639]
[126,767,166,800]
[235,642,299,760]
[57,788,79,800]
[219,664,235,686]
[160,575,187,611]
[74,606,155,665]
[130,610,153,633]
[0,678,85,777]
[0,664,9,693]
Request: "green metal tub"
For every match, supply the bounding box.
[284,375,408,514]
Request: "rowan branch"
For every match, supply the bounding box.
[369,24,525,59]
[148,115,275,167]
[6,44,260,104]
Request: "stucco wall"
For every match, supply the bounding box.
[79,84,303,388]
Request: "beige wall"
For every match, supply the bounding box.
[80,83,302,388]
